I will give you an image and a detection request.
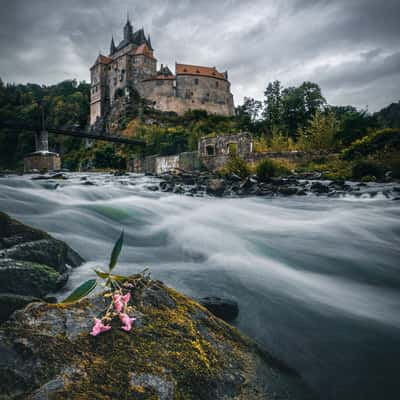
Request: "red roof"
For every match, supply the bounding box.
[97,55,112,64]
[175,63,226,80]
[134,43,156,59]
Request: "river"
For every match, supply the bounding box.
[1,173,399,400]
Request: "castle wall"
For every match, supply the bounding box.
[176,75,234,116]
[155,155,180,174]
[152,96,234,116]
[90,63,109,125]
[90,102,102,125]
[132,55,157,87]
[108,55,129,105]
[140,79,175,98]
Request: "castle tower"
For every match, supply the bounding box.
[110,37,116,54]
[123,17,133,41]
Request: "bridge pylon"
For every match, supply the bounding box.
[34,130,49,152]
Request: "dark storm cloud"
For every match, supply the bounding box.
[0,0,399,110]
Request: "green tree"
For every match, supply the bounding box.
[263,80,283,130]
[281,82,326,137]
[298,111,339,152]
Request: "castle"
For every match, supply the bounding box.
[90,18,235,126]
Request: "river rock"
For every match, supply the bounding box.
[0,212,84,322]
[0,276,315,400]
[0,259,64,298]
[207,179,226,196]
[198,296,239,321]
[310,181,330,194]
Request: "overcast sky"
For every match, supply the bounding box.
[1,0,399,111]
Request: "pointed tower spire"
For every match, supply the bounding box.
[110,36,116,54]
[123,13,133,41]
[147,34,153,50]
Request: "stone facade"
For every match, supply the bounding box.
[90,19,234,126]
[128,151,200,174]
[24,152,61,172]
[199,133,253,170]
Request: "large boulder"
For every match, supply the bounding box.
[0,212,83,272]
[206,179,226,196]
[0,277,316,400]
[0,212,84,322]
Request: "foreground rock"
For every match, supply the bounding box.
[0,212,84,322]
[0,276,316,400]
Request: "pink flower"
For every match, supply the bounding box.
[119,313,136,332]
[90,318,111,336]
[122,292,131,304]
[113,292,131,313]
[113,294,123,313]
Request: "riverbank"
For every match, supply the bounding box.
[154,169,400,199]
[2,169,399,200]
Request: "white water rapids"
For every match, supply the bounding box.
[1,173,399,400]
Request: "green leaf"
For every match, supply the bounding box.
[94,269,109,279]
[61,279,97,304]
[109,273,128,281]
[109,230,124,271]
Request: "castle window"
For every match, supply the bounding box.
[194,78,199,85]
[216,81,219,88]
[227,143,238,155]
[206,145,215,156]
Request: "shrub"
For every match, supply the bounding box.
[223,156,251,178]
[255,158,290,181]
[384,151,400,179]
[342,128,400,160]
[352,160,385,180]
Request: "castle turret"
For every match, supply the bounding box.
[147,34,153,50]
[123,17,133,41]
[110,37,116,55]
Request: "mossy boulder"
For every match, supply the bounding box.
[0,259,63,297]
[0,293,40,323]
[0,277,316,400]
[0,212,84,322]
[0,212,84,273]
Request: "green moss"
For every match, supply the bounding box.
[6,278,256,400]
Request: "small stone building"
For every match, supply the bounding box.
[198,133,253,170]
